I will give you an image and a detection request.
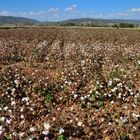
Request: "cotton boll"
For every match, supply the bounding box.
[44,122,51,130]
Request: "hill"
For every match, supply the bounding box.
[0,16,39,25]
[60,18,140,25]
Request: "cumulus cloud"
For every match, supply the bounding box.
[48,8,59,13]
[0,10,11,16]
[64,5,77,12]
[18,10,46,17]
[128,8,140,12]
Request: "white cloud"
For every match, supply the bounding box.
[0,10,10,16]
[128,8,140,12]
[64,5,77,12]
[48,8,59,13]
[19,10,48,16]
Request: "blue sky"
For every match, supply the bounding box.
[0,0,140,21]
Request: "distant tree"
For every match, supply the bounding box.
[136,24,139,28]
[65,22,76,26]
[22,22,34,26]
[59,22,76,26]
[112,23,135,28]
[80,23,84,26]
[112,24,120,29]
[119,23,135,28]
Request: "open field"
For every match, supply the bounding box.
[0,27,140,140]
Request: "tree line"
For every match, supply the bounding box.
[57,22,139,28]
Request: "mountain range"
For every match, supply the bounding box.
[61,18,140,25]
[0,16,140,25]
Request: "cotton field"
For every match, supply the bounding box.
[0,27,140,140]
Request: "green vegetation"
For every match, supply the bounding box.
[45,94,54,102]
[59,22,76,26]
[57,135,67,140]
[112,23,136,28]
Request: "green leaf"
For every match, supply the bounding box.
[57,135,66,140]
[91,91,97,101]
[92,100,104,109]
[98,100,104,107]
[45,94,53,102]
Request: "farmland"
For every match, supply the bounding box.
[0,27,140,140]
